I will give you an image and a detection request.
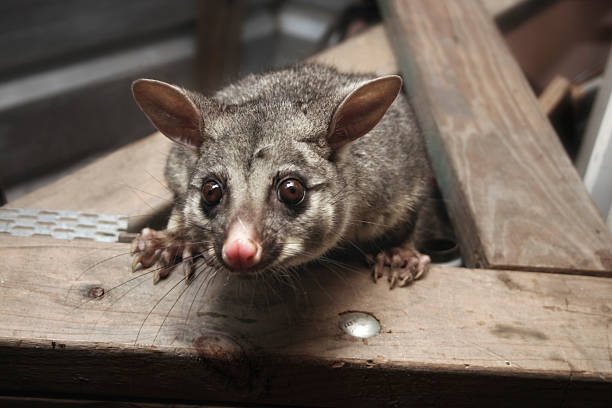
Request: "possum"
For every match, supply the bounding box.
[130,63,443,289]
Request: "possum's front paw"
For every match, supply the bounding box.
[367,247,430,289]
[131,227,202,283]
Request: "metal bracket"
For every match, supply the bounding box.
[0,207,128,243]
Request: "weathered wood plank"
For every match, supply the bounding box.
[7,133,174,231]
[0,235,610,406]
[380,0,612,275]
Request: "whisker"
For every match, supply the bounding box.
[184,264,221,333]
[143,169,172,193]
[134,271,190,345]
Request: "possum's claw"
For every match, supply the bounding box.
[152,264,172,284]
[131,228,174,272]
[178,257,194,284]
[130,228,198,283]
[178,246,196,283]
[132,248,161,272]
[370,246,430,289]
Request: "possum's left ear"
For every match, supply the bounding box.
[327,75,402,150]
[132,79,203,151]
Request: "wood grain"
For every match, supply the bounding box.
[380,0,612,275]
[0,235,611,406]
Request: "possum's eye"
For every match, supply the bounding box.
[202,180,223,205]
[277,178,305,206]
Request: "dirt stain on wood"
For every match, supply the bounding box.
[595,249,612,270]
[197,311,257,324]
[490,324,548,341]
[496,272,523,291]
[192,333,253,390]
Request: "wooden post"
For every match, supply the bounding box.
[196,0,245,94]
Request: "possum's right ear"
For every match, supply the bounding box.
[327,75,402,150]
[132,79,203,151]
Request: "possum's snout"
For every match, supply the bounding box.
[221,222,263,273]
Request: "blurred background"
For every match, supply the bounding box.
[1,0,611,217]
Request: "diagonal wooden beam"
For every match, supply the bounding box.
[379,0,612,275]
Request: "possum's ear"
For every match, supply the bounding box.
[327,75,402,149]
[132,79,203,151]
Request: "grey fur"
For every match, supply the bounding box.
[161,63,436,272]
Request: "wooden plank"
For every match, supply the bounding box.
[379,0,612,275]
[308,24,397,76]
[0,36,194,187]
[0,235,611,406]
[0,0,196,77]
[7,133,174,231]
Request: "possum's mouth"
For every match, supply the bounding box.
[215,245,280,277]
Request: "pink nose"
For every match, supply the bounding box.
[222,222,262,272]
[223,238,261,271]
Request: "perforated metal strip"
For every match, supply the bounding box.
[0,207,128,243]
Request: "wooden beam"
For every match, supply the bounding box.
[196,0,244,94]
[0,0,197,77]
[0,235,611,406]
[7,133,175,232]
[380,0,612,275]
[308,25,397,76]
[538,75,571,117]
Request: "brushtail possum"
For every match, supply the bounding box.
[131,63,440,289]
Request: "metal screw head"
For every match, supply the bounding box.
[339,311,381,338]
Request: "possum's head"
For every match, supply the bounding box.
[131,70,401,275]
